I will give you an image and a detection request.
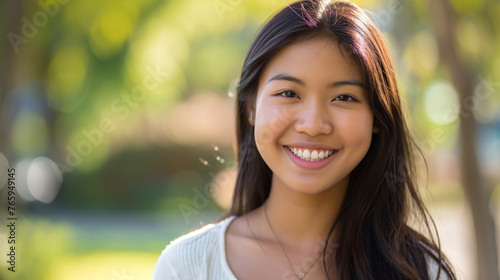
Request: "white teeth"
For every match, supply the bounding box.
[311,150,318,159]
[287,146,335,162]
[302,150,310,159]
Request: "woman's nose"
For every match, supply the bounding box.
[294,101,333,136]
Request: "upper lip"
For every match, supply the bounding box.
[284,142,338,150]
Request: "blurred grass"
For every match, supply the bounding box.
[45,252,158,280]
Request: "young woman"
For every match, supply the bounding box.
[153,1,456,279]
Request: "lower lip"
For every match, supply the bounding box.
[283,146,337,170]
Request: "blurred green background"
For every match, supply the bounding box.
[0,0,499,279]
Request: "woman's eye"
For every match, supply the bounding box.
[334,94,355,102]
[280,90,298,98]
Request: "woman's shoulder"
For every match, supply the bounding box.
[424,247,455,280]
[169,216,235,248]
[153,216,236,280]
[426,255,453,280]
[157,215,236,261]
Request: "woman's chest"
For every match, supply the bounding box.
[225,231,329,280]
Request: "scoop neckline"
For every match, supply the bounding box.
[220,215,239,280]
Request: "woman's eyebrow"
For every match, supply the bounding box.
[330,80,365,88]
[268,74,305,86]
[267,73,365,88]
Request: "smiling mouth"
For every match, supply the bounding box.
[286,146,338,162]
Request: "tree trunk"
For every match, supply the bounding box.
[0,1,23,158]
[430,0,499,279]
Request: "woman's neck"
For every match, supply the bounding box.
[261,174,348,245]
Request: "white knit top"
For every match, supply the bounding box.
[153,216,449,280]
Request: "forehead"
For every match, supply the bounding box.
[259,38,362,86]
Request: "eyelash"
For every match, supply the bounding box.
[277,90,357,102]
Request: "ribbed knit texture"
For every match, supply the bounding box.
[153,215,448,280]
[153,216,237,280]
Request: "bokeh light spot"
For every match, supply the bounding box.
[90,9,134,57]
[27,157,63,204]
[14,160,36,202]
[424,81,459,125]
[403,31,438,78]
[456,17,488,56]
[47,46,88,109]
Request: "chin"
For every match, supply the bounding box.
[286,181,339,195]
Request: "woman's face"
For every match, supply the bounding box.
[252,38,376,194]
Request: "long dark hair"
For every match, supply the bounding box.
[223,1,456,279]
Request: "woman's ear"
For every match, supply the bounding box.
[248,110,255,126]
[246,98,256,126]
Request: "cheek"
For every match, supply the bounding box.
[254,104,294,147]
[336,111,374,146]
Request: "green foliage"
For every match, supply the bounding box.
[0,218,74,280]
